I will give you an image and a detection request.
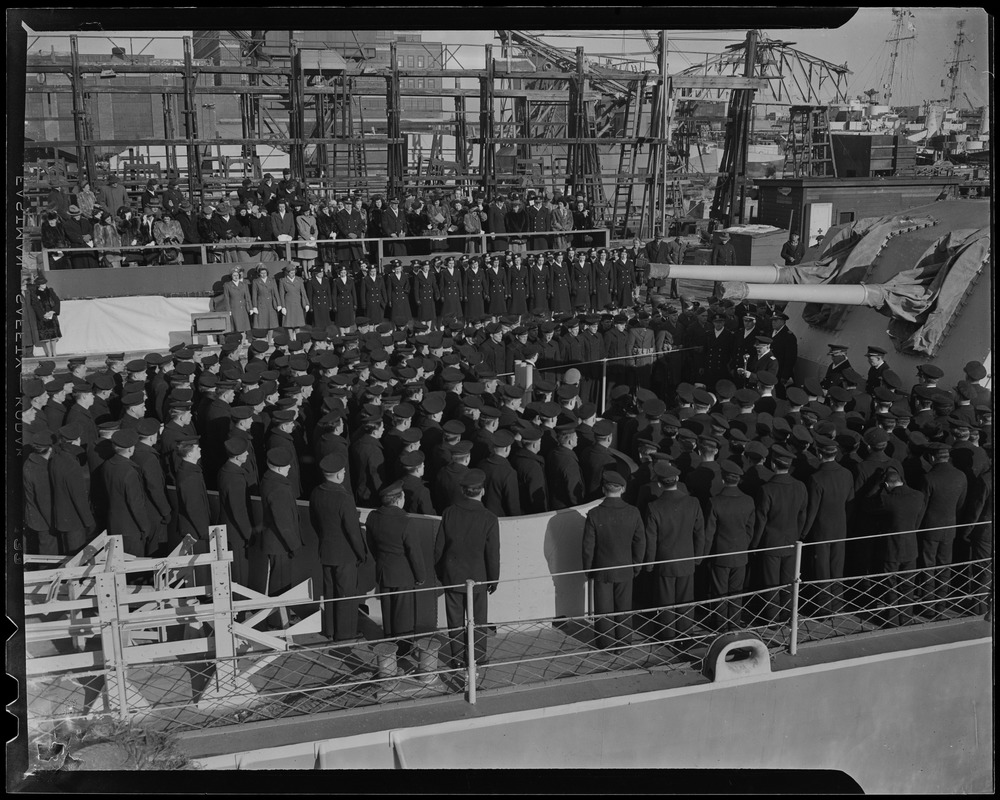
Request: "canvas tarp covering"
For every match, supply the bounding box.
[51,296,211,355]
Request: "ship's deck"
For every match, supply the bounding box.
[177,615,991,760]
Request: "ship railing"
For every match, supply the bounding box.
[22,522,992,734]
[33,226,611,273]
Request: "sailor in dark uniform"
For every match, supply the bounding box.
[864,345,891,395]
[821,343,853,391]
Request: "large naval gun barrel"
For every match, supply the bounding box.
[648,263,788,284]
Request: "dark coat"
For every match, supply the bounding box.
[752,472,808,549]
[432,461,468,514]
[259,468,304,555]
[463,267,487,320]
[349,433,385,508]
[132,442,172,525]
[510,446,548,514]
[434,496,501,585]
[705,486,755,567]
[332,275,358,328]
[549,262,572,314]
[545,445,585,510]
[770,326,798,384]
[102,453,151,552]
[645,490,706,576]
[413,270,439,323]
[873,484,924,564]
[387,272,411,326]
[592,260,615,310]
[310,481,366,566]
[175,460,211,540]
[485,202,508,249]
[918,461,968,542]
[480,454,522,517]
[401,473,436,516]
[803,460,855,542]
[528,265,550,313]
[306,274,332,326]
[50,444,95,533]
[438,267,464,319]
[485,267,508,315]
[217,460,254,546]
[366,504,427,588]
[702,328,735,385]
[24,453,53,532]
[582,496,646,582]
[508,266,529,316]
[360,274,387,320]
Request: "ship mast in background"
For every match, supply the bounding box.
[944,19,975,109]
[882,7,916,105]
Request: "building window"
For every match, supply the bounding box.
[417,78,424,89]
[407,56,414,68]
[838,211,855,225]
[397,58,403,68]
[417,56,425,68]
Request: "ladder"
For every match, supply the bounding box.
[710,88,754,226]
[610,77,649,238]
[784,105,838,178]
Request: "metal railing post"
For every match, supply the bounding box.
[377,237,384,267]
[200,244,208,265]
[789,541,803,655]
[480,232,487,255]
[586,578,594,617]
[600,358,608,415]
[465,578,477,704]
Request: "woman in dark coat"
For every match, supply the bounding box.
[437,256,464,320]
[20,273,39,357]
[592,251,615,311]
[317,202,338,267]
[463,257,487,320]
[505,199,529,254]
[528,256,550,315]
[386,263,412,327]
[366,197,385,263]
[39,211,70,270]
[306,265,332,326]
[413,262,439,326]
[331,263,358,330]
[360,261,387,322]
[31,273,62,357]
[549,255,572,315]
[507,254,529,318]
[485,256,508,316]
[570,252,592,310]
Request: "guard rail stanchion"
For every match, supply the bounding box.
[587,578,594,618]
[480,233,487,254]
[789,541,803,656]
[200,244,208,264]
[465,579,477,704]
[600,359,608,415]
[377,238,384,266]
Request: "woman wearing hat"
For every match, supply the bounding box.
[251,265,280,334]
[550,196,573,251]
[507,254,529,319]
[505,195,528,255]
[463,197,486,255]
[278,265,309,336]
[20,273,40,357]
[366,196,385,262]
[270,197,296,259]
[197,203,220,262]
[306,263,332,327]
[140,178,160,211]
[92,208,123,268]
[212,202,241,263]
[31,273,62,357]
[296,197,320,272]
[224,266,254,335]
[317,199,338,267]
[154,210,184,265]
[39,210,69,270]
[63,202,99,269]
[71,178,97,219]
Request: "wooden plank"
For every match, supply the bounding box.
[25,597,98,615]
[231,622,291,652]
[123,636,215,663]
[25,650,102,676]
[671,76,766,90]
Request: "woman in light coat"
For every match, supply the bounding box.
[92,209,123,268]
[278,265,309,334]
[296,199,319,272]
[550,197,573,251]
[224,266,254,334]
[251,265,281,332]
